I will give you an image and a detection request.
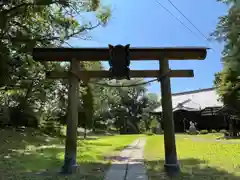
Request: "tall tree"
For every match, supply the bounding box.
[0,0,110,129]
[212,0,240,136]
[212,0,240,112]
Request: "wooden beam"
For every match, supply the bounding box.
[33,47,208,61]
[46,70,194,79]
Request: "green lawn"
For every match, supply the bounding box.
[0,128,139,180]
[144,134,240,180]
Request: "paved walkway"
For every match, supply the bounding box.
[104,138,148,180]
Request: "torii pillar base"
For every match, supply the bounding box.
[164,164,180,177]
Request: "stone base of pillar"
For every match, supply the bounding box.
[164,163,180,177]
[61,158,78,174]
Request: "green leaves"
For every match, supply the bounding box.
[0,0,112,133]
[213,0,240,112]
[88,0,100,11]
[34,0,54,5]
[217,0,239,5]
[97,6,111,25]
[0,0,111,87]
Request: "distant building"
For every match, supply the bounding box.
[151,88,229,132]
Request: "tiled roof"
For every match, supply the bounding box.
[153,88,223,113]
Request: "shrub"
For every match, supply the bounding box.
[108,128,118,134]
[200,130,208,134]
[211,129,217,133]
[186,129,199,135]
[220,129,227,134]
[145,131,155,136]
[224,131,230,137]
[93,129,107,135]
[9,106,39,128]
[187,131,199,135]
[152,127,157,134]
[40,118,63,136]
[105,132,114,136]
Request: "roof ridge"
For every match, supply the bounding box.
[172,87,215,96]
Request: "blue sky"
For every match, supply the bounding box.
[69,0,228,94]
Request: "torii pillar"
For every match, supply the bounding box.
[160,59,179,176]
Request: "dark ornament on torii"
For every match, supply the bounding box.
[32,44,208,176]
[108,44,131,79]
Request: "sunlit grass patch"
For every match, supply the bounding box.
[144,134,240,180]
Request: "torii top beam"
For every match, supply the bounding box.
[32,47,208,61]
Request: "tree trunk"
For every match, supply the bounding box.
[123,118,127,134]
[144,120,150,131]
[183,119,186,132]
[84,124,87,139]
[92,118,95,132]
[229,118,234,137]
[232,119,238,137]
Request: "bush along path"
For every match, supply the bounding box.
[104,137,148,180]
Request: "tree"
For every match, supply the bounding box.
[93,78,152,134]
[0,0,110,84]
[0,0,111,132]
[141,93,160,131]
[212,0,240,112]
[212,0,240,136]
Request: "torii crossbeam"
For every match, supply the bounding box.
[32,46,207,176]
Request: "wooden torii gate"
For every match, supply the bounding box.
[32,46,207,175]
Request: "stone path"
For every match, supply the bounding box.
[104,138,148,180]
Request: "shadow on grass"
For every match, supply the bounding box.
[22,162,110,180]
[4,129,238,179]
[1,141,239,180]
[87,142,113,146]
[0,145,109,180]
[78,137,100,140]
[17,158,240,180]
[0,128,136,179]
[224,136,240,140]
[0,128,64,172]
[113,140,143,152]
[0,128,65,150]
[114,145,141,151]
[0,135,133,179]
[145,158,240,180]
[0,128,112,180]
[114,145,129,151]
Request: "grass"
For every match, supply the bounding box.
[0,128,139,180]
[144,134,240,180]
